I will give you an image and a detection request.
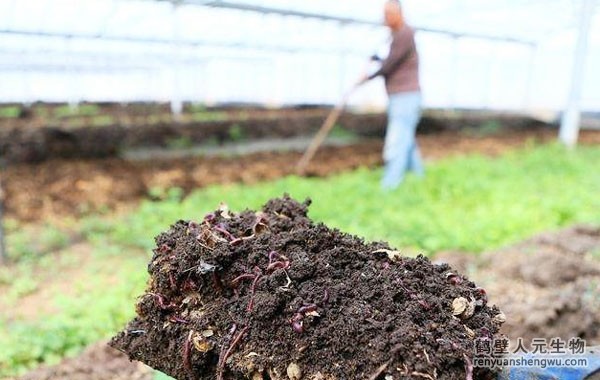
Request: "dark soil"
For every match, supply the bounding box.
[432,225,600,348]
[110,196,504,380]
[0,104,554,164]
[6,129,600,223]
[475,225,600,347]
[0,111,385,164]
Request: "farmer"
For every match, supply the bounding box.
[360,0,423,189]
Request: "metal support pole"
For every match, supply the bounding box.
[483,43,496,110]
[0,173,6,265]
[170,2,184,120]
[449,36,460,112]
[338,23,347,99]
[523,44,538,110]
[66,39,80,110]
[559,0,595,147]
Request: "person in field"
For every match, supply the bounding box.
[360,0,423,189]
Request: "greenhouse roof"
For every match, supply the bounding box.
[0,0,598,114]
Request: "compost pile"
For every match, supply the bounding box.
[111,196,505,380]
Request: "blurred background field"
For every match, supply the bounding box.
[1,0,600,379]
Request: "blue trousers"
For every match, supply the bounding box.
[381,91,424,189]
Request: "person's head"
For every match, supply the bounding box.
[384,0,404,31]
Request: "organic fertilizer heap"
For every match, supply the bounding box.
[111,196,505,380]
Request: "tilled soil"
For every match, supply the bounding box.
[434,225,600,348]
[5,129,600,223]
[475,225,600,347]
[110,196,503,380]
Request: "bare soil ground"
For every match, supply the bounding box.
[434,225,600,347]
[4,129,600,223]
[16,225,600,380]
[15,342,153,380]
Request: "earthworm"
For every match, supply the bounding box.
[148,293,176,310]
[169,272,177,289]
[246,275,263,312]
[266,260,289,273]
[475,287,488,306]
[291,320,303,333]
[298,304,317,314]
[158,243,172,254]
[446,272,462,285]
[214,224,235,241]
[268,251,281,265]
[212,272,223,293]
[290,304,318,333]
[231,273,255,287]
[217,326,249,380]
[182,331,194,379]
[169,315,189,324]
[463,354,474,380]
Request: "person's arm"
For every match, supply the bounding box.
[368,29,415,80]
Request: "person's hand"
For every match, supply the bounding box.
[356,74,370,86]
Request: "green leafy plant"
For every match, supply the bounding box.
[190,110,228,122]
[6,224,71,263]
[227,123,244,141]
[0,106,21,118]
[329,124,357,140]
[90,115,115,127]
[166,136,193,149]
[53,104,100,118]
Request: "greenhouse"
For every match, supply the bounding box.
[1,1,599,379]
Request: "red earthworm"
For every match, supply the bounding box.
[268,251,281,265]
[212,272,223,292]
[475,287,488,306]
[203,212,216,223]
[464,354,474,380]
[169,272,177,289]
[266,260,290,273]
[169,315,189,324]
[446,272,462,285]
[231,273,255,287]
[291,320,303,333]
[217,326,249,380]
[158,243,172,254]
[246,275,263,312]
[298,304,317,314]
[148,293,176,310]
[182,331,194,379]
[214,224,235,241]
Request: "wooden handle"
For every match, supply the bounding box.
[296,88,355,174]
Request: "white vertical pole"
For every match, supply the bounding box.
[66,39,80,110]
[338,23,347,101]
[483,43,496,110]
[449,36,459,111]
[559,0,595,147]
[170,2,184,120]
[0,174,6,265]
[523,44,538,110]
